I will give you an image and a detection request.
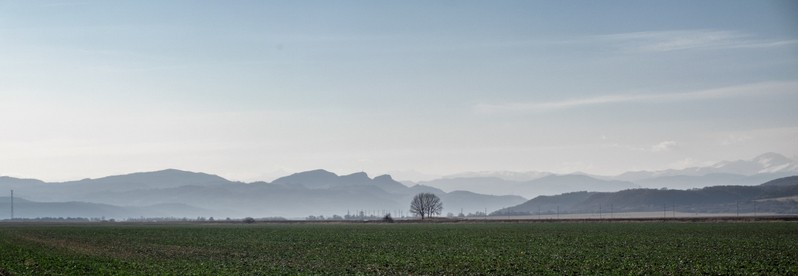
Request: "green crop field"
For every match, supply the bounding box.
[1,222,797,275]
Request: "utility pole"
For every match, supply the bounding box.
[10,190,13,220]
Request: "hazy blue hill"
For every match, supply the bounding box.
[616,153,798,183]
[16,168,792,219]
[442,171,551,182]
[407,184,446,194]
[756,178,798,199]
[529,175,637,193]
[0,177,51,200]
[441,191,526,213]
[1,168,522,218]
[546,175,635,191]
[260,170,526,217]
[0,196,32,203]
[339,172,372,185]
[495,192,594,215]
[0,176,45,186]
[271,170,408,194]
[271,169,340,189]
[635,172,795,190]
[419,174,638,198]
[0,177,74,202]
[62,169,235,190]
[760,175,798,187]
[417,177,516,194]
[0,196,132,219]
[0,169,239,203]
[271,171,524,217]
[495,176,798,215]
[422,153,798,194]
[370,174,409,193]
[0,196,213,219]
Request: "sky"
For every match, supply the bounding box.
[1,1,797,182]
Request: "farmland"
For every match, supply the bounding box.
[1,222,797,274]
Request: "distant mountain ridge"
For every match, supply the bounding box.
[1,153,795,219]
[441,171,552,182]
[272,169,407,193]
[415,174,639,199]
[493,176,798,216]
[416,153,798,195]
[0,196,210,219]
[616,152,798,181]
[72,169,232,187]
[0,169,526,219]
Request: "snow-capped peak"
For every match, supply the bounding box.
[616,152,798,181]
[753,152,792,168]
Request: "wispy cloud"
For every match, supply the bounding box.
[668,158,714,170]
[604,140,679,153]
[590,29,798,53]
[650,140,678,152]
[719,134,752,146]
[475,81,798,114]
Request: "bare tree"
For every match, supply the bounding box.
[410,193,443,219]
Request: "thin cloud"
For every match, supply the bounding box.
[475,81,798,114]
[668,158,714,170]
[720,134,752,146]
[591,29,798,52]
[650,141,678,152]
[603,141,678,153]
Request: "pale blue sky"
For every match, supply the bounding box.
[1,1,797,181]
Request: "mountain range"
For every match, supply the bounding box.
[0,153,795,219]
[411,153,798,198]
[411,175,638,199]
[615,152,798,181]
[0,169,525,219]
[493,176,798,216]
